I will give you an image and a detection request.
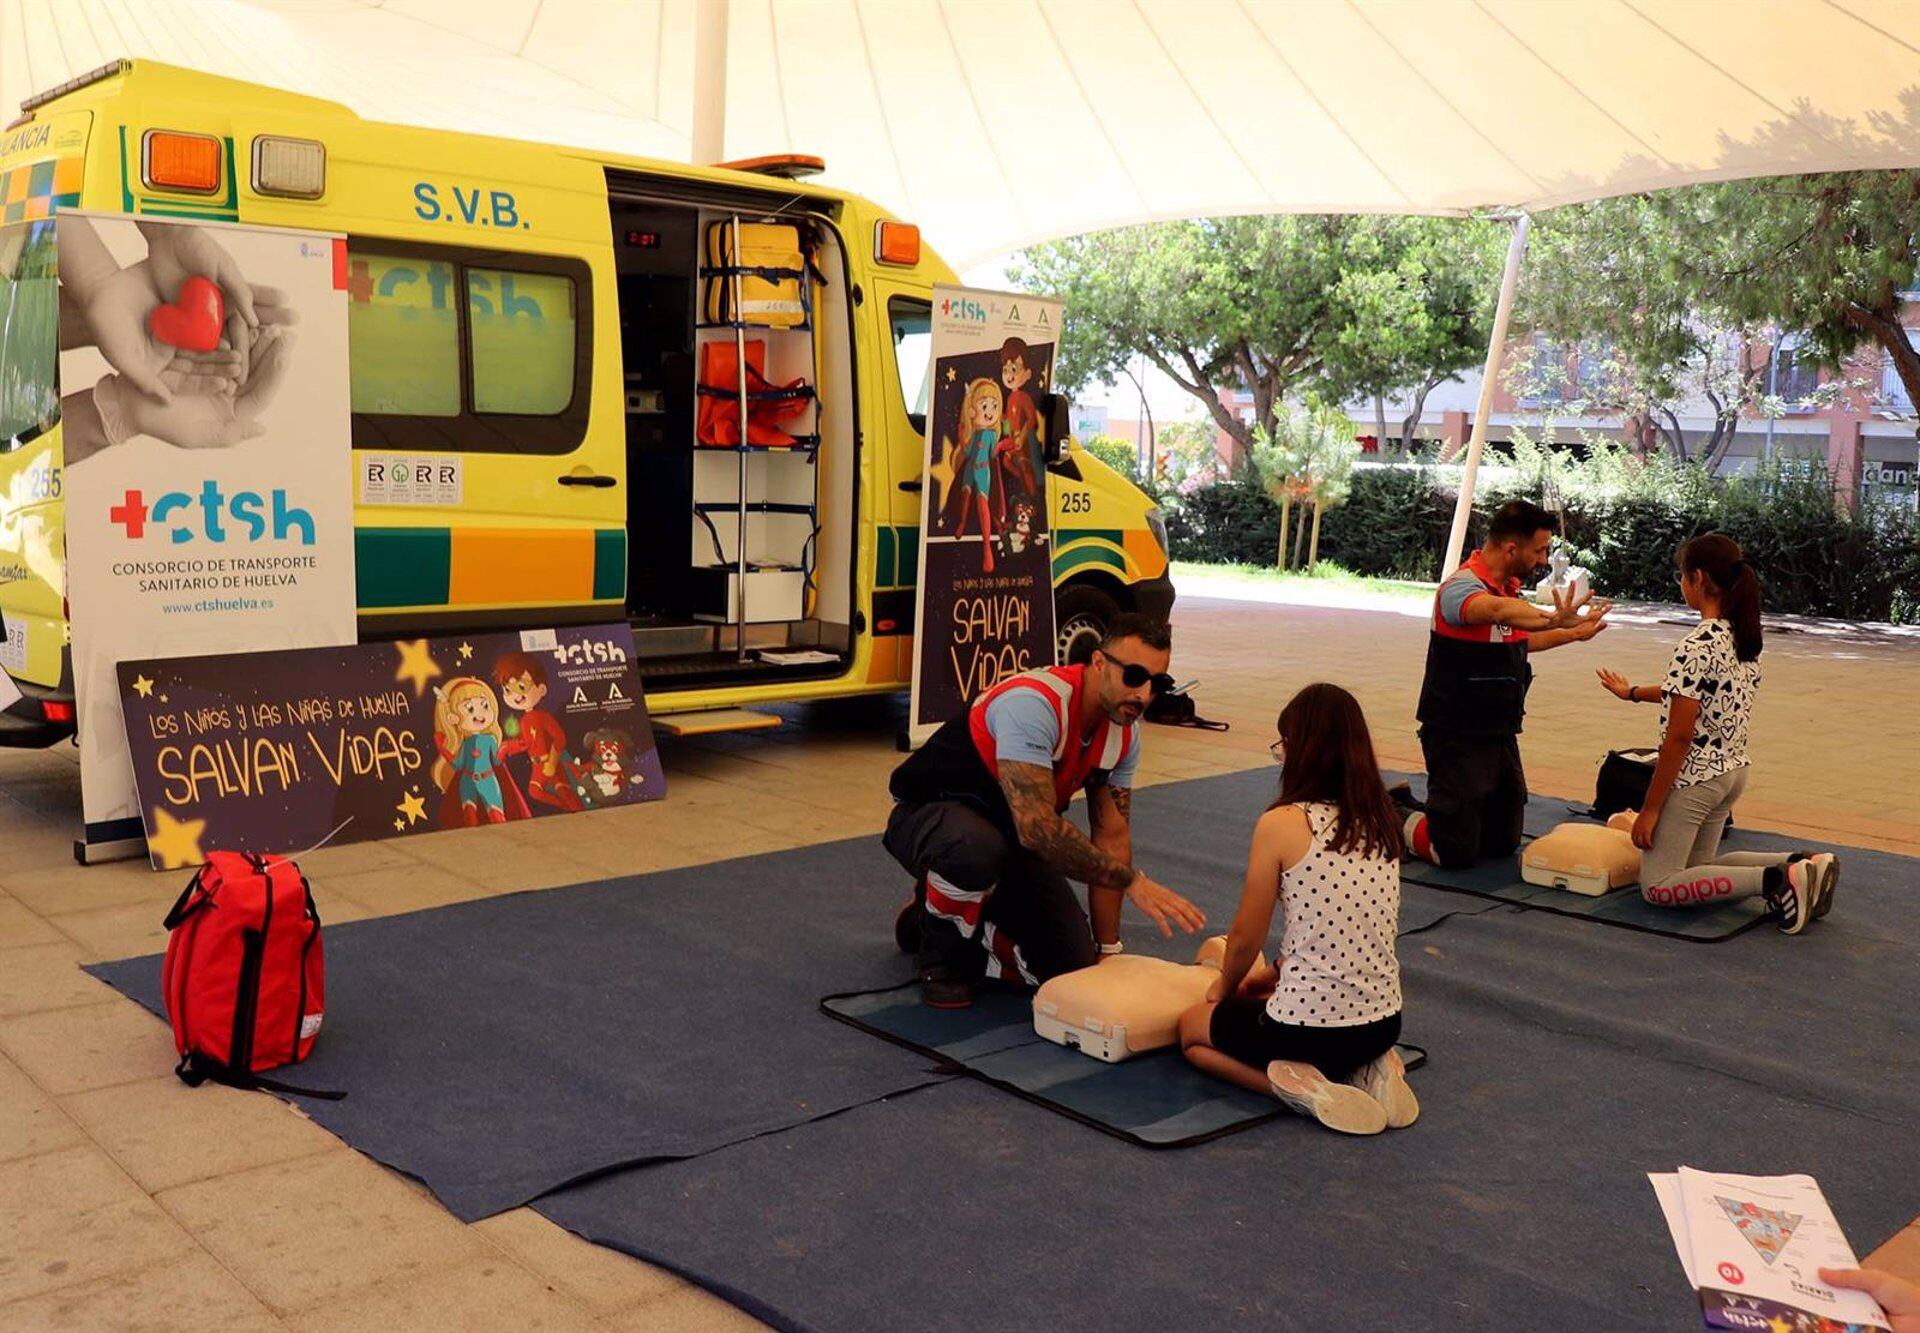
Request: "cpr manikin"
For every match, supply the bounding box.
[1517,815,1643,896]
[1033,937,1268,1063]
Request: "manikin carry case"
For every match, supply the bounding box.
[162,851,339,1097]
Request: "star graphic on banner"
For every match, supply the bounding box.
[457,642,474,660]
[131,675,155,698]
[394,639,442,696]
[397,790,427,826]
[394,819,405,831]
[944,365,957,384]
[1038,368,1049,390]
[159,695,169,704]
[926,437,957,509]
[147,807,207,870]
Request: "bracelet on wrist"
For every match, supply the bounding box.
[1096,940,1124,956]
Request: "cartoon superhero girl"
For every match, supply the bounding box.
[431,676,530,827]
[950,376,1003,573]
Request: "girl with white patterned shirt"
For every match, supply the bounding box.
[1177,683,1416,1136]
[1595,533,1837,933]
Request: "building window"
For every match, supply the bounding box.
[345,240,591,454]
[1769,339,1822,409]
[1881,354,1916,414]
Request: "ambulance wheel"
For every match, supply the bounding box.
[1055,584,1121,665]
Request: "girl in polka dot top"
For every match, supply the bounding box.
[1178,683,1415,1136]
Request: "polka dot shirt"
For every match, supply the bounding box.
[1266,802,1402,1028]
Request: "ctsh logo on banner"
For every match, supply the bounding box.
[907,286,1063,744]
[57,211,357,862]
[117,624,665,869]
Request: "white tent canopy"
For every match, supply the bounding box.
[4,0,1919,269]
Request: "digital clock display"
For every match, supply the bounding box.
[624,229,662,249]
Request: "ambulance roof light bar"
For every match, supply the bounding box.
[717,154,825,180]
[21,59,131,114]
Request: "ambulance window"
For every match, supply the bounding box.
[888,297,931,434]
[0,221,61,452]
[468,269,576,415]
[346,252,461,416]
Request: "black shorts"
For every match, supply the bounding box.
[1208,1001,1401,1080]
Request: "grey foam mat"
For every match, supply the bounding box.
[822,981,1426,1147]
[1389,770,1776,941]
[538,826,1920,1331]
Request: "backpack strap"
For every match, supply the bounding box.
[175,1051,345,1101]
[161,869,209,931]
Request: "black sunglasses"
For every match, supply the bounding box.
[1101,651,1175,697]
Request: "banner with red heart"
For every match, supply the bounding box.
[148,274,226,352]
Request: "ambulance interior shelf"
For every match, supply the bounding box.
[690,214,822,632]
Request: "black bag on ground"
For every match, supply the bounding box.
[1590,748,1657,819]
[1144,684,1229,731]
[1586,747,1732,832]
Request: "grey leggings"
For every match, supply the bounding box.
[1638,766,1791,907]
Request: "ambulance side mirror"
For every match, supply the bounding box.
[1041,393,1071,464]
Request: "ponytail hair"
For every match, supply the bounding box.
[1269,682,1401,861]
[1679,533,1763,661]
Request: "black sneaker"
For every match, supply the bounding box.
[1386,781,1423,813]
[1766,861,1818,935]
[919,971,975,1009]
[1808,853,1839,920]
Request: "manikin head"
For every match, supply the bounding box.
[1086,614,1173,728]
[1480,499,1560,583]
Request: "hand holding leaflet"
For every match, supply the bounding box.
[1652,1168,1891,1330]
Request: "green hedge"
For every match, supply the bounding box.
[1161,459,1920,624]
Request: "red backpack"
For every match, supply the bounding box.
[162,851,340,1098]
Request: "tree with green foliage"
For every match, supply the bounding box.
[1313,217,1504,454]
[1015,217,1495,474]
[1520,172,1920,473]
[1078,433,1140,481]
[1252,400,1360,570]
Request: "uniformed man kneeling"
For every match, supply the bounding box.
[886,615,1206,1008]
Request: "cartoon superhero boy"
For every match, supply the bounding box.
[994,337,1042,515]
[493,651,584,813]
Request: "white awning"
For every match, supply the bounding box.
[4,0,1918,267]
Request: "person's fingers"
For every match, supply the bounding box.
[114,356,175,405]
[221,265,259,326]
[248,284,291,317]
[238,334,291,409]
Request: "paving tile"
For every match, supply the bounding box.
[0,1249,281,1331]
[595,1282,767,1331]
[0,940,121,1017]
[0,1145,195,1306]
[284,1254,595,1332]
[0,860,169,918]
[63,1073,337,1194]
[474,1209,690,1318]
[0,888,64,950]
[44,897,174,963]
[1864,1220,1920,1284]
[157,1148,489,1314]
[0,999,178,1095]
[0,1053,86,1165]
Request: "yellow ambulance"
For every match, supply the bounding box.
[0,60,1172,745]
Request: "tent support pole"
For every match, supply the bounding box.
[692,0,731,165]
[1442,211,1530,579]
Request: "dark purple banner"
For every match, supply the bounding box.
[117,623,663,868]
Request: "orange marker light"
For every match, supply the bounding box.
[143,130,223,194]
[875,221,920,268]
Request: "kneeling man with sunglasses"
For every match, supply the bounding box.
[886,614,1207,1008]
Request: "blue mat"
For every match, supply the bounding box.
[822,982,1426,1147]
[538,820,1920,1332]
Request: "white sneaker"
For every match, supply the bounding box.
[1346,1048,1420,1129]
[1266,1060,1387,1135]
[1774,859,1819,935]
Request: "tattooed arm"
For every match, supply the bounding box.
[1086,782,1134,947]
[997,763,1205,939]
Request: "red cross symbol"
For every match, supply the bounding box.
[345,259,374,304]
[109,489,149,538]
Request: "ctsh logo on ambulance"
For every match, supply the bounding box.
[108,484,316,546]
